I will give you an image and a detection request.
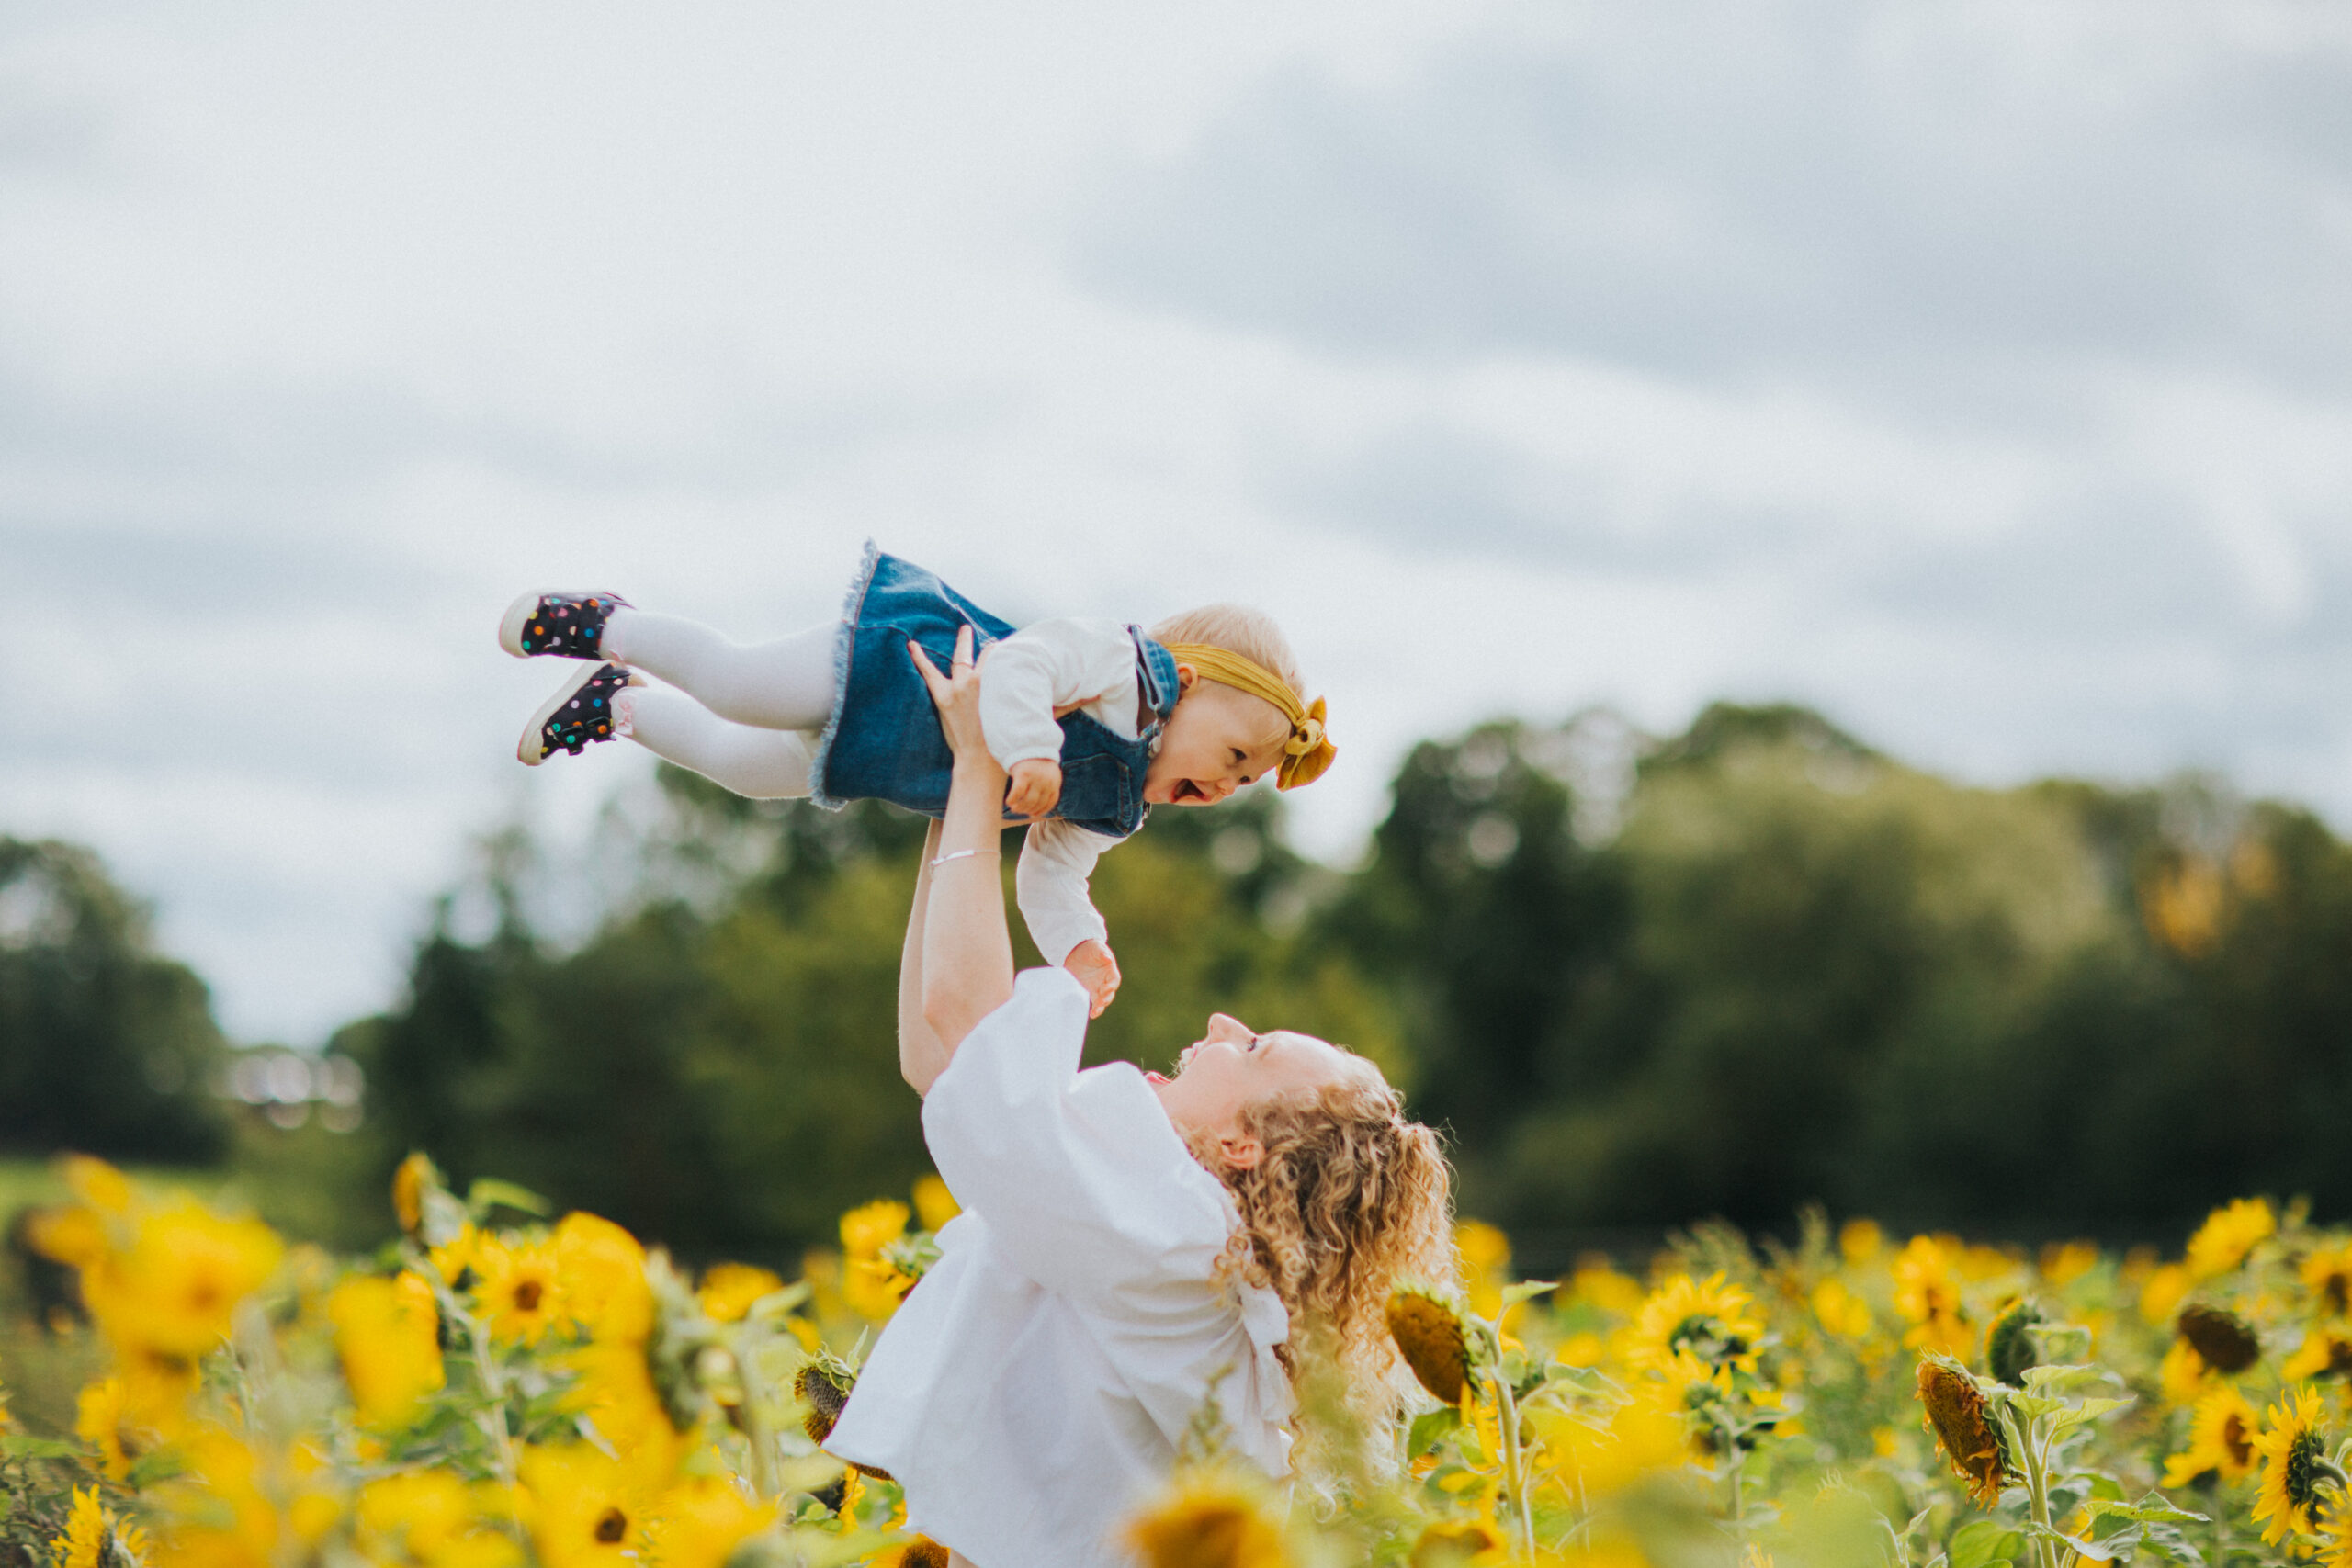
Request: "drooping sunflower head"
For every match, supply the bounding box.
[897,1540,953,1568]
[1409,1518,1507,1566]
[2186,1198,2276,1283]
[1125,1469,1290,1568]
[1984,1298,2044,1387]
[794,1356,893,1481]
[1916,1354,2012,1506]
[2164,1384,2261,1489]
[1385,1281,1481,1406]
[2175,1303,2262,1375]
[2252,1386,2342,1546]
[1631,1272,1764,1374]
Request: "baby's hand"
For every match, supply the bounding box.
[1006,759,1062,818]
[1064,939,1121,1018]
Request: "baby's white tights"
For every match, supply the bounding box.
[602,610,835,798]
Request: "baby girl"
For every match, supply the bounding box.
[497,546,1335,1014]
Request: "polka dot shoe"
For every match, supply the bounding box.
[519,661,640,766]
[498,590,630,660]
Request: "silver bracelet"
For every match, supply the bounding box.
[929,848,1001,869]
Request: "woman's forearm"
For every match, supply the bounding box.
[921,753,1015,1050]
[899,820,950,1096]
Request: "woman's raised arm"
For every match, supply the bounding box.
[908,626,1015,1055]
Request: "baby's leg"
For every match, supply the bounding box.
[618,686,814,798]
[603,613,836,731]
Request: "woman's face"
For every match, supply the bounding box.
[1148,1012,1375,1159]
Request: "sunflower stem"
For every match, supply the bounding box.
[2005,1405,2058,1568]
[1491,1367,1534,1557]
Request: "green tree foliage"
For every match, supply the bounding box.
[353,769,1401,1258]
[1323,702,2352,1240]
[0,838,227,1163]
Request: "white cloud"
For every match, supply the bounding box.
[4,0,2348,1042]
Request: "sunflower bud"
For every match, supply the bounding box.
[796,1358,892,1481]
[1984,1298,2044,1387]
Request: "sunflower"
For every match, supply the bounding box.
[1811,1278,1872,1340]
[839,1200,911,1259]
[2306,1245,2352,1318]
[2174,1303,2261,1374]
[696,1263,785,1325]
[1530,1388,1690,1495]
[472,1238,570,1345]
[911,1175,961,1233]
[2322,1494,2352,1568]
[1627,1273,1763,1375]
[78,1197,283,1359]
[2160,1340,2215,1408]
[48,1486,147,1568]
[565,1340,687,1490]
[554,1212,652,1346]
[641,1474,775,1568]
[1385,1281,1482,1405]
[2186,1199,2275,1283]
[518,1444,651,1568]
[1984,1299,2043,1387]
[74,1377,143,1482]
[392,1152,435,1237]
[1894,1238,1973,1359]
[2164,1384,2260,1488]
[329,1270,445,1429]
[1916,1354,2011,1506]
[2252,1386,2340,1545]
[1455,1221,1512,1319]
[2287,1325,2352,1382]
[1125,1470,1290,1568]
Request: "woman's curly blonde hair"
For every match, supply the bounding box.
[1187,1068,1455,1414]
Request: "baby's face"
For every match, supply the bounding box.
[1143,677,1289,807]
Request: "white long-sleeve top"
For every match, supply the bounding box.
[825,968,1294,1568]
[978,618,1149,964]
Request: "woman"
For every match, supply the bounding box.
[826,627,1452,1567]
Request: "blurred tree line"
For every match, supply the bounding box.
[7,704,2352,1258]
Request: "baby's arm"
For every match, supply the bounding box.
[978,621,1139,816]
[1017,820,1122,1017]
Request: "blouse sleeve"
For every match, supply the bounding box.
[977,620,1143,772]
[1015,819,1115,964]
[921,968,1232,1304]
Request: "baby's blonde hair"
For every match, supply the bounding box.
[1150,604,1309,752]
[1188,1069,1456,1416]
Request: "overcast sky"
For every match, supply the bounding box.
[5,1,2349,1046]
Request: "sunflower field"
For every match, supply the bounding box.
[3,1155,2350,1568]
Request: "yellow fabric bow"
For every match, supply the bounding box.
[1162,643,1337,790]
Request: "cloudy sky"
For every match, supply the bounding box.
[5,1,2349,1046]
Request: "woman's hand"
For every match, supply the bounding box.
[909,625,993,766]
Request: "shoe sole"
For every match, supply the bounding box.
[517,662,616,766]
[498,591,549,658]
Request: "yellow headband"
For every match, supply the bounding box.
[1163,643,1336,790]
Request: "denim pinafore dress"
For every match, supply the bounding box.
[809,547,1180,840]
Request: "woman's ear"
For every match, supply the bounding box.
[1217,1134,1263,1172]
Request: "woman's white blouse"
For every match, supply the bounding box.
[826,968,1294,1568]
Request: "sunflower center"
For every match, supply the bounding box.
[2324,1272,2350,1316]
[2222,1413,2252,1469]
[594,1506,628,1544]
[513,1280,544,1313]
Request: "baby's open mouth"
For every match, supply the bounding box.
[1172,779,1205,802]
